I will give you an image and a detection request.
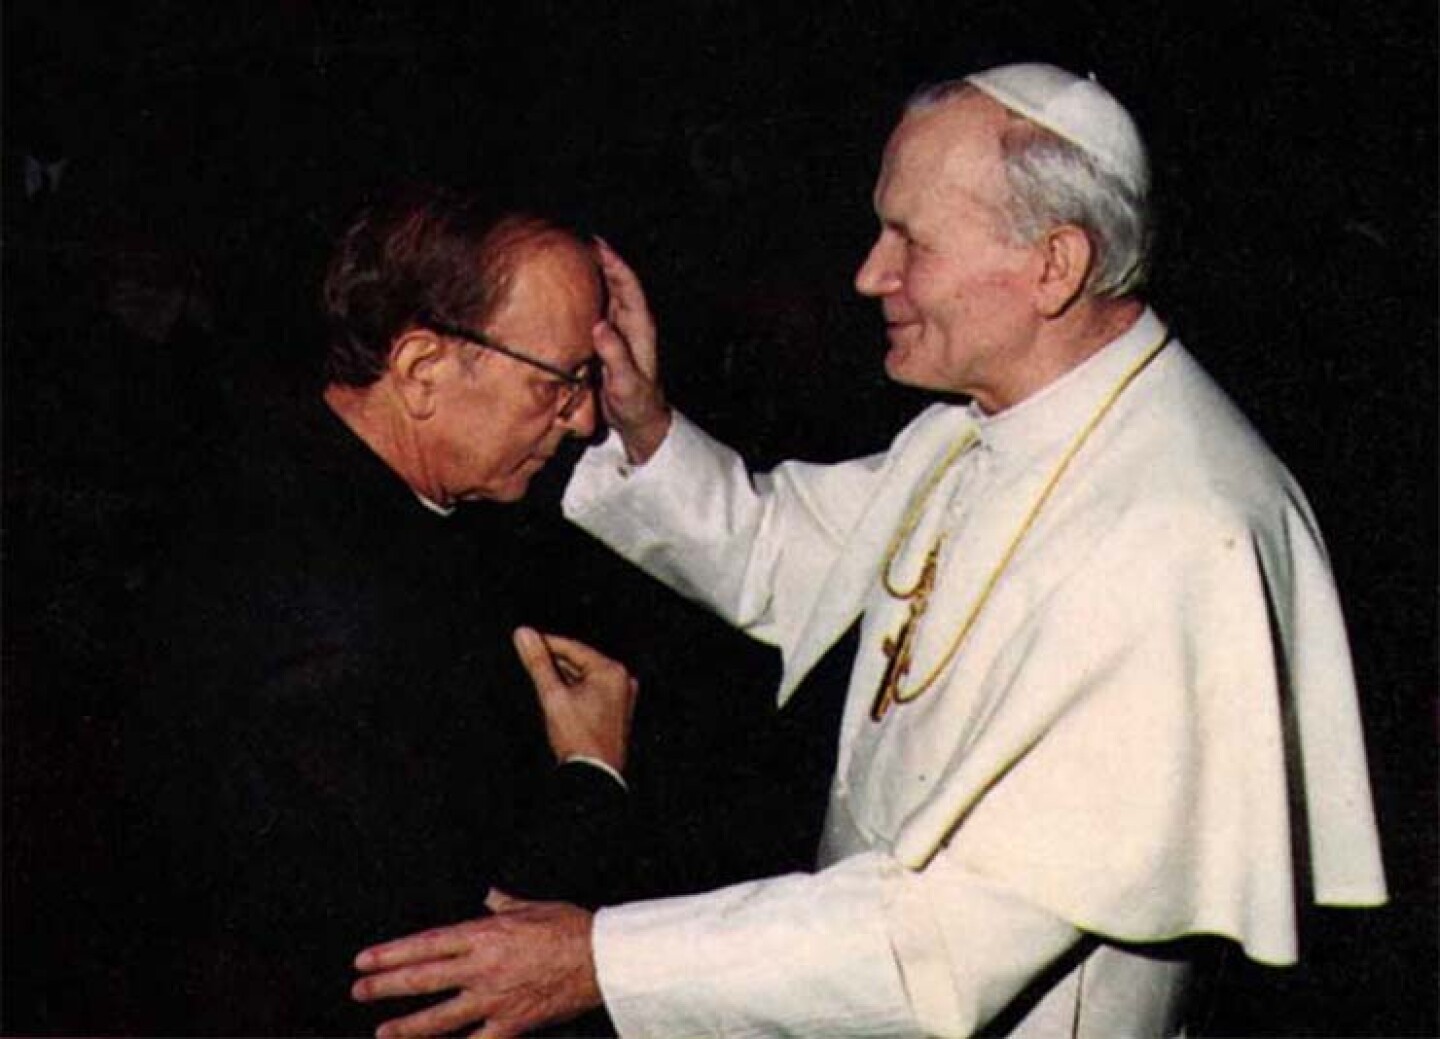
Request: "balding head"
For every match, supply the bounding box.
[322,184,595,387]
[906,67,1151,299]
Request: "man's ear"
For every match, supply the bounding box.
[1034,224,1094,318]
[389,329,449,419]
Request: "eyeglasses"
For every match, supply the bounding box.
[418,314,598,420]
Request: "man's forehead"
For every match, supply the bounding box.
[875,97,1008,213]
[486,241,600,361]
[508,232,591,276]
[502,239,599,304]
[892,93,1007,165]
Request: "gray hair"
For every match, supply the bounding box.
[906,81,1151,298]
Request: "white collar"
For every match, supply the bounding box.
[970,308,1168,461]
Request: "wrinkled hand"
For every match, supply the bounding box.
[514,627,637,774]
[353,889,599,1038]
[592,238,671,463]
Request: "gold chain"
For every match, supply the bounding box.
[872,331,1171,720]
[878,431,981,597]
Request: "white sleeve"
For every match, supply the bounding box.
[563,413,886,649]
[593,851,1080,1039]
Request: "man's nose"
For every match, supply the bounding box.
[854,235,900,298]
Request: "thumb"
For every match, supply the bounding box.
[513,627,562,699]
[484,887,529,914]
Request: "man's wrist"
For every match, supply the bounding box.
[620,407,673,465]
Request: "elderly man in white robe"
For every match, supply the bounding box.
[351,63,1387,1039]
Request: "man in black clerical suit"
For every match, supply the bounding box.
[127,185,639,1036]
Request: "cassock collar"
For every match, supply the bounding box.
[311,395,460,520]
[968,307,1168,463]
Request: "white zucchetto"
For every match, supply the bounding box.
[965,62,1149,195]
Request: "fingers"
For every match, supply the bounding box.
[471,1020,521,1039]
[592,235,630,274]
[519,629,633,686]
[591,318,639,377]
[527,631,611,671]
[592,237,658,379]
[355,922,477,972]
[593,237,643,303]
[515,628,609,692]
[354,957,475,1002]
[467,1016,525,1039]
[588,241,671,463]
[356,904,602,1038]
[373,991,485,1038]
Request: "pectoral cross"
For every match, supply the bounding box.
[870,540,942,722]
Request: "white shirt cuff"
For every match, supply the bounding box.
[563,415,691,517]
[594,855,918,1038]
[562,755,628,791]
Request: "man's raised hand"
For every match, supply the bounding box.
[591,238,671,463]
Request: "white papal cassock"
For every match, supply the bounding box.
[562,308,1386,1038]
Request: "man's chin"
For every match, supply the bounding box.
[463,476,532,505]
[883,344,924,387]
[884,349,963,396]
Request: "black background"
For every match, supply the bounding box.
[4,1,1435,1036]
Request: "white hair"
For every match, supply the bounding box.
[906,80,1152,298]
